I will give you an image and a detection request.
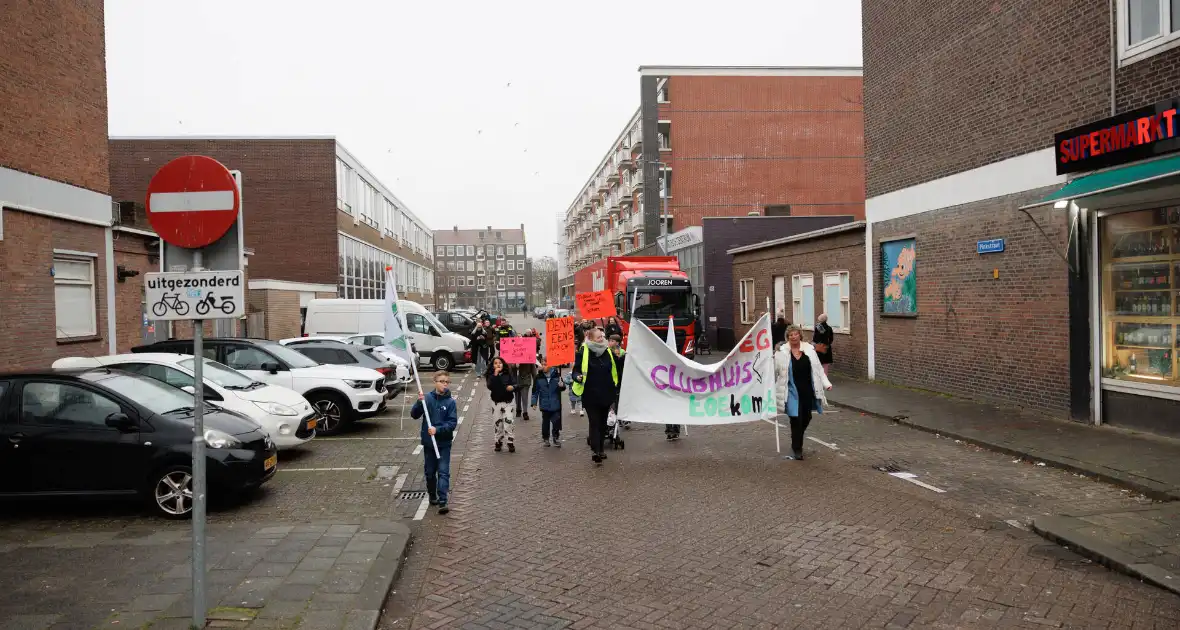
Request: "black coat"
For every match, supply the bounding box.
[812,323,834,364]
[486,370,517,404]
[572,345,620,408]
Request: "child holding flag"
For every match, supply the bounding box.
[411,372,458,514]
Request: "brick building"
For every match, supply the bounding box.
[0,0,126,369]
[558,66,864,304]
[432,226,530,311]
[863,0,1180,436]
[729,222,868,377]
[109,138,434,340]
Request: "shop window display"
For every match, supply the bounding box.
[1101,206,1180,384]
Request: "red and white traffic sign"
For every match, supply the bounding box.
[145,155,240,249]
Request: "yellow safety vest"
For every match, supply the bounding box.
[571,345,618,397]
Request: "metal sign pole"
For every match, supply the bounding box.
[191,249,207,628]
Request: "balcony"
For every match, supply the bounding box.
[607,168,620,184]
[632,171,644,192]
[477,269,485,276]
[477,285,486,291]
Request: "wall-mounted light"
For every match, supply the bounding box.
[117,265,140,283]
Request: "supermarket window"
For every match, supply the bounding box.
[792,273,815,330]
[1100,206,1179,387]
[822,271,851,333]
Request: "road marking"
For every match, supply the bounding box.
[458,417,464,425]
[412,445,423,456]
[463,404,470,412]
[412,497,430,520]
[392,473,408,495]
[278,467,366,472]
[888,472,946,493]
[806,436,839,450]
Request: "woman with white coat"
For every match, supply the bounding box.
[774,325,833,461]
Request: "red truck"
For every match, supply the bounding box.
[573,256,700,358]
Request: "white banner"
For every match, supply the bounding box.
[617,314,775,425]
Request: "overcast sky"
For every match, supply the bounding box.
[105,0,862,259]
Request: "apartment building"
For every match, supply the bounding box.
[559,66,865,302]
[0,0,128,369]
[863,0,1180,437]
[109,138,434,339]
[433,226,530,311]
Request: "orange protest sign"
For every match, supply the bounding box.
[544,317,576,368]
[575,290,616,320]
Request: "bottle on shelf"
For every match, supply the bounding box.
[1130,352,1138,374]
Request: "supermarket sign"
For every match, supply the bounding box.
[1055,95,1180,175]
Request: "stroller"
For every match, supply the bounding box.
[606,408,626,450]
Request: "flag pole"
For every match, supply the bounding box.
[767,297,779,454]
[387,267,439,459]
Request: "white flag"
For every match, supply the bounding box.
[383,268,415,366]
[666,315,677,351]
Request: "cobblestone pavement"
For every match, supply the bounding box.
[0,365,481,629]
[377,320,1180,629]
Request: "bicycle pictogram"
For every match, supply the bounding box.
[195,293,236,316]
[151,293,190,317]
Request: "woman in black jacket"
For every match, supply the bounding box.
[604,316,623,340]
[571,327,620,464]
[812,313,834,375]
[486,356,518,452]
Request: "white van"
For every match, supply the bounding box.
[303,299,470,371]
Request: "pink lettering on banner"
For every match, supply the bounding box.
[650,365,670,390]
[647,360,760,394]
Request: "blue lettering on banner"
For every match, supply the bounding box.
[977,239,1005,254]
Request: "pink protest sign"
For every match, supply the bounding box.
[500,336,538,364]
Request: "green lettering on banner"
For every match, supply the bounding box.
[719,395,730,416]
[741,395,751,415]
[689,395,704,417]
[704,396,718,416]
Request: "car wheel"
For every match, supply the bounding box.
[309,392,350,435]
[149,464,194,519]
[432,352,454,371]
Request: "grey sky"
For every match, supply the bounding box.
[105,0,862,259]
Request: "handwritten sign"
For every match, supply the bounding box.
[545,317,576,368]
[500,336,537,364]
[575,290,616,320]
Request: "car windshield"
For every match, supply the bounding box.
[259,342,320,368]
[631,288,694,322]
[178,358,258,390]
[92,372,202,415]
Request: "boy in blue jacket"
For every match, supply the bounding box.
[410,371,459,514]
[531,366,566,447]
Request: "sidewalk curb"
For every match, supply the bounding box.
[827,396,1180,502]
[356,520,413,630]
[1031,515,1180,597]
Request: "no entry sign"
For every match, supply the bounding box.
[145,155,240,249]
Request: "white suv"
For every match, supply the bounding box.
[131,338,387,435]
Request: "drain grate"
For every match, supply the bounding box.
[399,491,427,500]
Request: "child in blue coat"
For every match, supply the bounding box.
[531,366,566,447]
[410,371,459,514]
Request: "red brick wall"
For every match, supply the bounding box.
[0,0,109,194]
[109,139,338,285]
[666,75,864,227]
[871,189,1071,415]
[0,212,109,368]
[112,231,159,352]
[731,228,868,377]
[1115,46,1180,111]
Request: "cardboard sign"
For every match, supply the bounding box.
[576,289,616,319]
[500,336,538,364]
[545,317,576,368]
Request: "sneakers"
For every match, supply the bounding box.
[523,412,530,421]
[507,442,516,453]
[543,439,551,447]
[438,503,449,515]
[592,453,602,464]
[495,441,503,452]
[553,436,561,448]
[598,452,607,461]
[579,408,585,416]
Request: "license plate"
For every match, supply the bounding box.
[306,418,318,430]
[264,455,277,470]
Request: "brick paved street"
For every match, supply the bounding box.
[379,316,1180,629]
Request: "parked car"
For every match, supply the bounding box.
[52,354,318,450]
[285,341,405,393]
[302,299,470,371]
[280,334,412,385]
[0,368,276,518]
[435,310,477,340]
[131,338,387,435]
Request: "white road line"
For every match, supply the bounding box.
[412,497,430,520]
[391,473,408,495]
[458,417,464,424]
[806,436,839,450]
[278,467,366,472]
[463,405,470,412]
[888,472,947,493]
[412,445,423,456]
[148,190,236,213]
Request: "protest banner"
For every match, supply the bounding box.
[575,290,616,320]
[616,313,774,425]
[544,316,576,368]
[500,336,537,364]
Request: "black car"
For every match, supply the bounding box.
[287,341,402,392]
[0,369,276,519]
[436,310,477,340]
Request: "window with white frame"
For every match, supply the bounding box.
[446,246,455,257]
[466,260,474,271]
[508,276,515,286]
[517,274,524,286]
[436,246,445,257]
[467,276,474,286]
[466,245,474,256]
[1119,0,1180,62]
[739,279,754,323]
[55,256,97,338]
[822,271,851,333]
[792,273,815,330]
[335,159,352,213]
[508,260,516,271]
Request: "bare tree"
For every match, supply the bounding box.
[530,256,558,304]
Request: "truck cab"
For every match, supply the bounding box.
[616,273,700,358]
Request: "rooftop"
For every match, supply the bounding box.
[434,225,527,246]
